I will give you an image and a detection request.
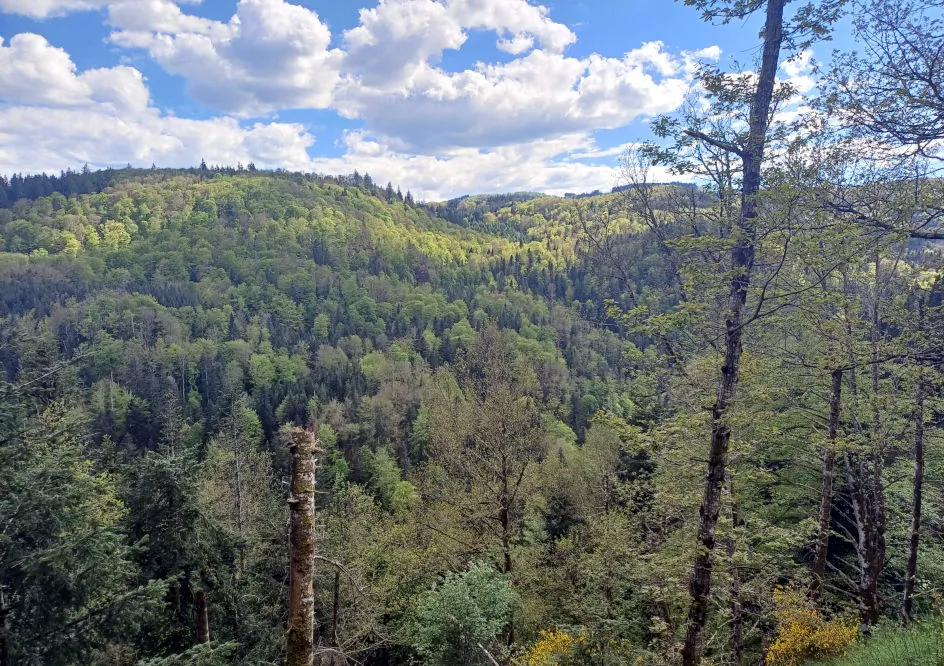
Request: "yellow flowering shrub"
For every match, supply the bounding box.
[518,630,586,666]
[766,585,858,665]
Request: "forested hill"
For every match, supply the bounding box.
[0,169,676,663]
[0,169,651,443]
[4,156,944,666]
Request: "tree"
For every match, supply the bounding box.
[427,324,546,576]
[0,384,164,665]
[673,2,789,661]
[832,0,944,158]
[286,428,319,666]
[406,562,515,666]
[644,1,845,661]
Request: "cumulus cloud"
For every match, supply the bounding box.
[781,49,815,94]
[0,0,201,18]
[335,42,692,152]
[0,34,149,112]
[0,32,317,175]
[109,0,342,116]
[0,0,721,198]
[310,131,683,200]
[107,0,220,38]
[0,107,316,174]
[0,0,108,18]
[342,0,575,89]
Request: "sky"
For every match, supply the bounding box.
[0,0,838,200]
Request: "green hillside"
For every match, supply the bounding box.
[0,169,665,664]
[2,163,944,666]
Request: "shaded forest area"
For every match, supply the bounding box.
[5,0,944,665]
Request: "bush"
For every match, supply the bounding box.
[517,629,586,666]
[766,585,858,665]
[407,562,516,666]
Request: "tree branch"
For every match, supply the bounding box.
[683,130,745,158]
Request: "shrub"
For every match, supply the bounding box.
[407,562,516,666]
[766,585,858,665]
[518,629,587,666]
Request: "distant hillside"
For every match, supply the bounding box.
[0,169,653,441]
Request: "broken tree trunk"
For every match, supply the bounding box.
[287,427,320,666]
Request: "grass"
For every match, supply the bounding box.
[812,621,944,666]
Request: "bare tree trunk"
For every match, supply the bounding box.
[680,1,785,663]
[194,587,210,644]
[903,299,926,623]
[812,369,843,600]
[287,428,319,666]
[843,451,883,630]
[727,482,743,666]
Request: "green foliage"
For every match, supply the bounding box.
[812,622,944,666]
[406,562,517,666]
[0,387,166,664]
[136,641,240,666]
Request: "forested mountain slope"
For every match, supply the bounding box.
[0,169,669,664]
[4,170,662,438]
[3,163,944,666]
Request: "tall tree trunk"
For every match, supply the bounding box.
[903,300,926,623]
[680,1,785,663]
[194,587,210,644]
[727,480,743,665]
[843,451,883,630]
[287,428,319,666]
[812,369,843,600]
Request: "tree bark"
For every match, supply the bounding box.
[812,369,843,600]
[194,587,210,644]
[287,428,319,666]
[903,300,926,623]
[843,451,883,630]
[727,480,743,665]
[680,1,785,663]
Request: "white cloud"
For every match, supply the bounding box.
[310,131,672,200]
[97,0,703,154]
[342,0,575,89]
[0,34,149,112]
[0,106,316,174]
[107,0,220,38]
[0,32,317,175]
[0,0,720,198]
[335,42,692,152]
[0,0,201,18]
[0,0,108,18]
[0,29,677,200]
[781,49,815,94]
[109,0,342,116]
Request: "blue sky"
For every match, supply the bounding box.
[0,0,840,199]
